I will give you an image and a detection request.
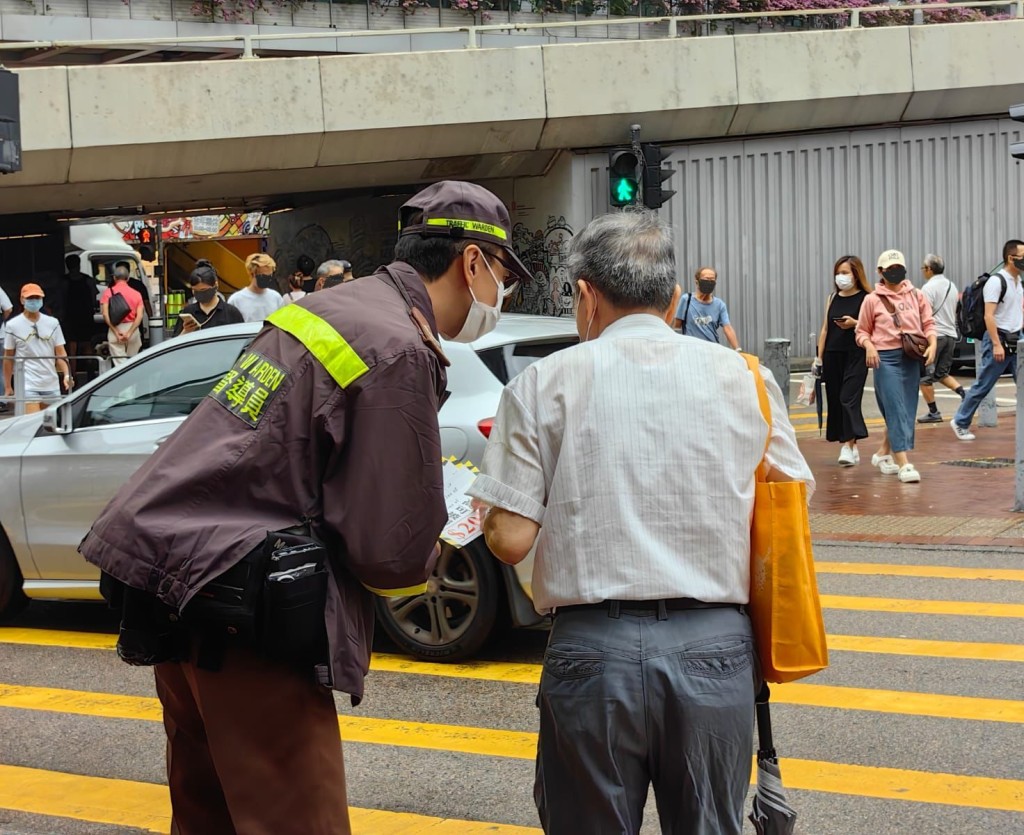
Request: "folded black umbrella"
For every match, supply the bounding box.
[814,374,824,437]
[749,683,798,835]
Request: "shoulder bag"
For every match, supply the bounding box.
[877,293,929,363]
[742,353,829,683]
[106,288,132,327]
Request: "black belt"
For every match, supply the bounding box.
[555,598,742,618]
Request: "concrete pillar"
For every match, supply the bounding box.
[976,340,998,427]
[763,338,791,407]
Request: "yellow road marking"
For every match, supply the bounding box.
[816,562,1024,582]
[0,764,542,834]
[2,626,1022,666]
[820,595,1024,618]
[1,750,1023,821]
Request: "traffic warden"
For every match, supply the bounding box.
[79,180,531,835]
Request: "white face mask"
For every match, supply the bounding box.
[450,256,504,344]
[835,274,854,291]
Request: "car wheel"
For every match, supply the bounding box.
[373,540,499,661]
[0,533,29,621]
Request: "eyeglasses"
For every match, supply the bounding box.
[483,251,518,289]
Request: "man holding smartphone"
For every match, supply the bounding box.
[172,263,243,337]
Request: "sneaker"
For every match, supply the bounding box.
[838,446,857,467]
[871,453,900,475]
[917,411,943,424]
[950,419,976,441]
[851,447,860,465]
[898,464,921,483]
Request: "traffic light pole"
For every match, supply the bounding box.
[630,124,642,207]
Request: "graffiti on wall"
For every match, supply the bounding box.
[509,216,575,317]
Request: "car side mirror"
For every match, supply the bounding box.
[41,402,72,435]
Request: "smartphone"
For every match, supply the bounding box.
[179,312,198,326]
[832,317,845,324]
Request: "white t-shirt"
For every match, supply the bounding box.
[3,313,66,391]
[228,287,285,323]
[0,287,12,342]
[922,276,958,339]
[984,270,1024,334]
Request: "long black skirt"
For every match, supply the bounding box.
[822,348,869,443]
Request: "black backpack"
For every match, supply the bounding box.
[956,272,1007,339]
[107,288,132,326]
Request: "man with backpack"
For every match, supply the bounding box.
[100,265,145,366]
[951,239,1024,440]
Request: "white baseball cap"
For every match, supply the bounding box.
[877,249,906,270]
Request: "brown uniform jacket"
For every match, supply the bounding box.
[79,263,448,702]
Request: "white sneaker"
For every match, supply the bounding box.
[851,447,860,465]
[838,446,857,467]
[871,453,900,475]
[898,464,921,483]
[950,419,975,441]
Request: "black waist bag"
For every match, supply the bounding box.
[182,526,330,666]
[999,330,1020,354]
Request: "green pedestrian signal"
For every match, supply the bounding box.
[614,176,637,204]
[608,149,640,207]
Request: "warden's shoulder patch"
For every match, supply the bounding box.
[208,349,289,428]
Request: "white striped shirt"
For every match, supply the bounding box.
[468,314,814,614]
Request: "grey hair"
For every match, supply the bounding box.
[567,210,676,310]
[113,265,130,280]
[924,253,944,274]
[316,259,345,279]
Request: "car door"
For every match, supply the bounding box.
[19,334,251,580]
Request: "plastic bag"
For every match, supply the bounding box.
[796,372,816,406]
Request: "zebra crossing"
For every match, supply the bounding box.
[0,542,1021,834]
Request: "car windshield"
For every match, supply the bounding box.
[476,338,578,384]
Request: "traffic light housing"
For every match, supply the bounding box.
[608,149,640,207]
[1011,103,1024,160]
[641,143,675,210]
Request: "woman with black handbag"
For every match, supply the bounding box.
[855,249,937,484]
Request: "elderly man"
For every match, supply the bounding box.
[917,253,965,423]
[468,210,814,835]
[101,265,145,365]
[316,260,355,291]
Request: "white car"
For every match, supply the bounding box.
[0,314,579,660]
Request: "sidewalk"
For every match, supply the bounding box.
[800,416,1024,548]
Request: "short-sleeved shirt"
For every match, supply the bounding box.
[228,287,285,323]
[984,270,1024,334]
[3,313,66,391]
[0,287,12,342]
[100,282,144,324]
[675,293,730,343]
[171,299,244,337]
[922,276,959,339]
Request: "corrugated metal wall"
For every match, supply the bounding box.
[580,117,1024,356]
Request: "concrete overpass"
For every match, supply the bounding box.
[5,18,1024,218]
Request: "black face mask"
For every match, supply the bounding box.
[883,266,907,283]
[194,287,217,305]
[256,274,277,290]
[1012,257,1024,271]
[697,280,716,295]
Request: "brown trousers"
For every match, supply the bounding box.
[154,642,352,835]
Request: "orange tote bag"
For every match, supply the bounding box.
[743,354,829,683]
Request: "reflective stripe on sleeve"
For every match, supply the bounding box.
[364,582,429,598]
[267,305,369,389]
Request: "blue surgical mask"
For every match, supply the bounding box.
[23,299,43,313]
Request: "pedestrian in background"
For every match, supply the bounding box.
[59,254,98,370]
[469,210,813,835]
[917,254,965,424]
[671,266,741,351]
[950,240,1024,441]
[3,283,73,413]
[814,254,870,466]
[296,254,317,294]
[172,263,244,337]
[282,273,307,304]
[228,253,285,323]
[101,265,145,366]
[316,260,355,292]
[856,250,936,484]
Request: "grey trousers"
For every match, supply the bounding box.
[534,606,756,835]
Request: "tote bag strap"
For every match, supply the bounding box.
[741,352,772,481]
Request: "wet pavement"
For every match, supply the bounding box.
[799,416,1024,548]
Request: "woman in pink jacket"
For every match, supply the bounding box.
[855,250,937,483]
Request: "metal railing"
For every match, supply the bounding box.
[4,354,112,417]
[0,1,1020,55]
